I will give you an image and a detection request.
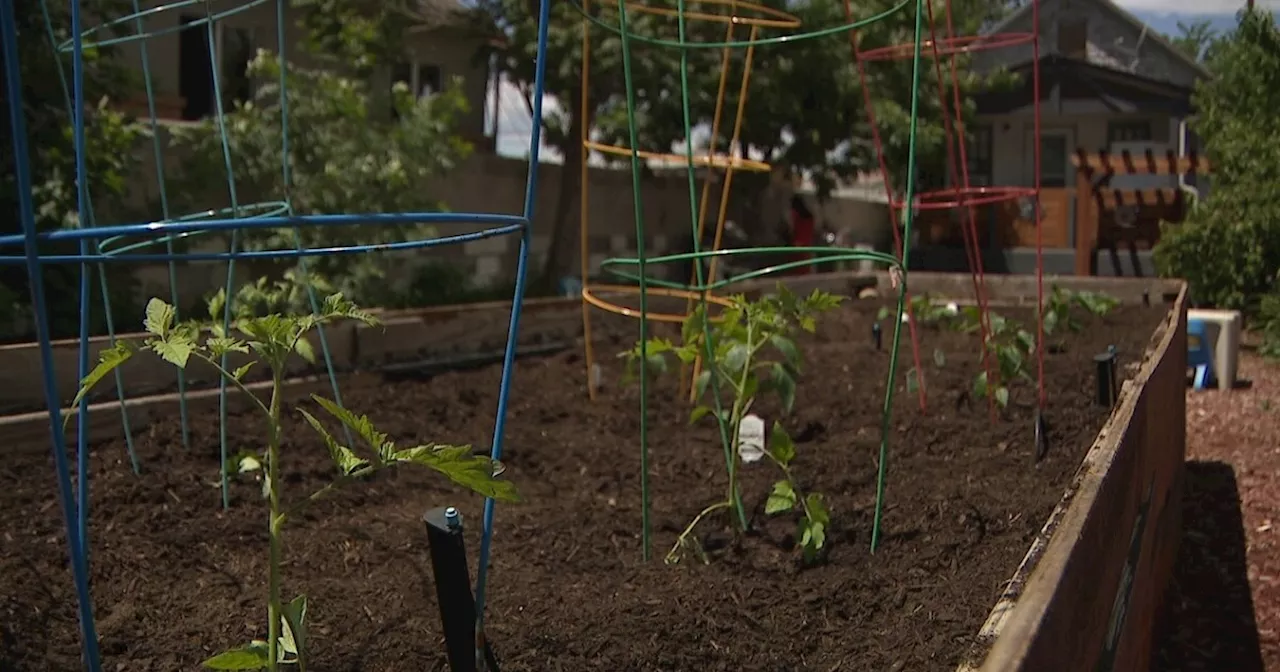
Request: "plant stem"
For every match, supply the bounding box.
[666,500,732,564]
[266,369,284,672]
[723,330,760,532]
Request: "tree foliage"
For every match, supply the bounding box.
[471,0,1016,280]
[168,50,473,307]
[0,0,145,340]
[1166,19,1220,63]
[1154,8,1280,314]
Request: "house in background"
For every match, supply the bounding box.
[912,0,1211,276]
[111,0,492,147]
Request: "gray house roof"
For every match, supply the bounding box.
[982,0,1212,81]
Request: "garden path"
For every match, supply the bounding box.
[1154,349,1280,671]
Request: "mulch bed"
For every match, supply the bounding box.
[0,298,1168,671]
[1153,349,1280,671]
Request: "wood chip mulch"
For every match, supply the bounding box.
[1153,349,1280,671]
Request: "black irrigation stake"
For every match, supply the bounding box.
[424,506,500,672]
[871,322,882,351]
[1094,350,1119,408]
[1141,290,1150,307]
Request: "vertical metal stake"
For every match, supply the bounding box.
[424,506,500,672]
[872,322,882,351]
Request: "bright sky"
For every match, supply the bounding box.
[486,0,1278,163]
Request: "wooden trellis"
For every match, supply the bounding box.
[1072,149,1212,276]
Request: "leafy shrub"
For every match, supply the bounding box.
[1154,196,1280,313]
[1258,281,1280,360]
[1154,8,1280,315]
[168,49,473,307]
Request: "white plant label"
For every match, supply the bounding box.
[589,363,603,392]
[945,301,959,315]
[737,414,766,464]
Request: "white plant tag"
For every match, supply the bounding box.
[589,363,603,392]
[737,414,766,464]
[945,301,959,315]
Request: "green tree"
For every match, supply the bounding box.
[0,0,145,342]
[1167,19,1219,63]
[1154,8,1280,313]
[472,0,1015,283]
[168,50,474,307]
[469,0,702,287]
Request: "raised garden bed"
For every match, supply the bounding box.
[0,285,1174,671]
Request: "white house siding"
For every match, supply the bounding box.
[979,110,1174,187]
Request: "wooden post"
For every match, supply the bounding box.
[1074,151,1097,276]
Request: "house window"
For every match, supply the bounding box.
[178,17,256,120]
[966,124,993,186]
[392,61,442,100]
[1039,133,1071,188]
[1107,120,1153,145]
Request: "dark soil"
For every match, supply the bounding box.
[0,297,1168,671]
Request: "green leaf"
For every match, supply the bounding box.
[974,370,990,397]
[801,520,827,560]
[232,362,256,381]
[70,342,133,409]
[281,594,308,670]
[394,445,519,502]
[689,405,713,425]
[682,303,705,345]
[770,362,796,414]
[299,409,370,475]
[722,343,749,375]
[806,492,830,527]
[310,395,393,459]
[202,642,270,670]
[995,386,1011,408]
[765,480,797,514]
[694,369,711,400]
[768,421,796,466]
[769,334,800,368]
[144,298,176,336]
[151,336,195,369]
[294,335,317,364]
[207,289,228,323]
[673,344,699,365]
[206,337,249,358]
[1015,330,1036,355]
[237,454,262,474]
[1043,307,1059,335]
[319,292,379,326]
[876,306,891,322]
[741,372,759,402]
